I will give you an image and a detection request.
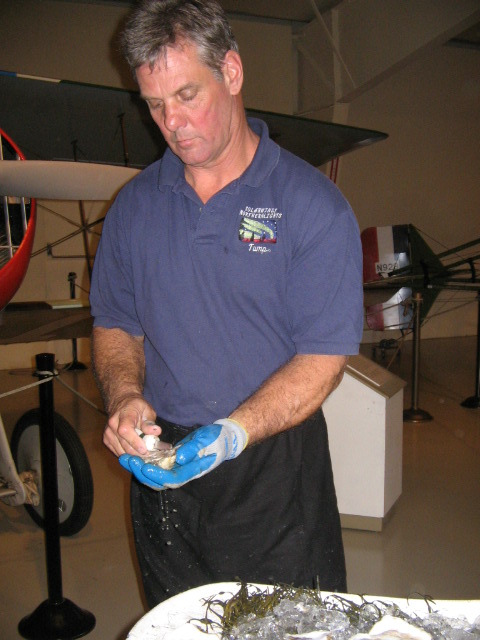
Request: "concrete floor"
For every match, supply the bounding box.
[0,336,479,639]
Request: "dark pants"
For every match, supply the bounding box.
[130,411,346,608]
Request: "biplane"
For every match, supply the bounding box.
[0,114,384,531]
[1,113,479,518]
[0,115,388,532]
[362,224,480,332]
[0,129,106,536]
[362,223,480,414]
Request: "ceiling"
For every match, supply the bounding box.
[448,20,480,50]
[63,0,480,47]
[202,0,343,24]
[61,0,343,24]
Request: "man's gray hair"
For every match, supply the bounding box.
[121,0,239,79]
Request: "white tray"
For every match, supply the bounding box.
[127,582,480,640]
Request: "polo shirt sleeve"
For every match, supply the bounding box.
[286,177,363,356]
[89,192,143,337]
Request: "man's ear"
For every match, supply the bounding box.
[222,50,243,95]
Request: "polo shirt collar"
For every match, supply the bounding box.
[156,117,280,194]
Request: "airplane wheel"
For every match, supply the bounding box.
[10,409,93,536]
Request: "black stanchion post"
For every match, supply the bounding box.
[18,353,95,640]
[403,292,433,423]
[461,292,480,409]
[66,272,87,371]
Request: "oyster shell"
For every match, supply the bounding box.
[143,446,177,470]
[135,427,177,470]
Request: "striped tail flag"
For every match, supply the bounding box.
[362,225,413,331]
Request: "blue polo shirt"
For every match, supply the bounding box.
[90,118,363,426]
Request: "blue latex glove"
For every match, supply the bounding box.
[119,418,248,490]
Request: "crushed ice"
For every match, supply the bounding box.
[223,595,480,640]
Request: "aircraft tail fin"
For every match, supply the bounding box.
[361,224,410,283]
[361,224,444,330]
[362,225,412,330]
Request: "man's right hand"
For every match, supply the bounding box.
[103,395,159,457]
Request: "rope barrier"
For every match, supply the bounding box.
[0,369,105,415]
[0,374,56,399]
[55,376,106,415]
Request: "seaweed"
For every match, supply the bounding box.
[191,583,447,639]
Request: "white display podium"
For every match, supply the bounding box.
[323,354,406,531]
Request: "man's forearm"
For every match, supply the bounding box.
[229,354,348,445]
[91,326,146,414]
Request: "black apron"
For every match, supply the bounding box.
[130,410,346,608]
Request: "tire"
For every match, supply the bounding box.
[10,408,94,536]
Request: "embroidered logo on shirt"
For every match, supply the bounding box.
[238,217,277,244]
[238,206,282,253]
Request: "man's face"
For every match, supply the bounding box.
[136,43,238,170]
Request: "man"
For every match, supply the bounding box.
[90,0,363,607]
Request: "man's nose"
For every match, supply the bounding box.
[163,104,185,132]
